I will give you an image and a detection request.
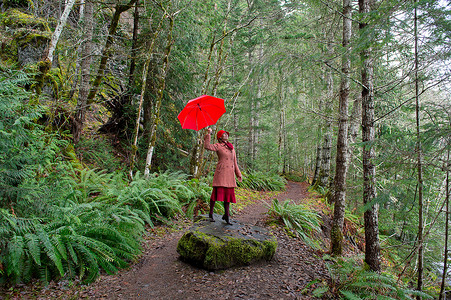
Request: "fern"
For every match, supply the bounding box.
[267,198,322,249]
[238,171,286,191]
[325,257,434,299]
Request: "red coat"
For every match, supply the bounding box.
[204,134,242,187]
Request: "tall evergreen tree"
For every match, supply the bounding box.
[330,0,352,256]
[359,0,381,272]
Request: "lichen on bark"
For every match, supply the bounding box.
[330,223,343,256]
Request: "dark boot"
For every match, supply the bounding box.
[223,202,232,225]
[209,200,215,222]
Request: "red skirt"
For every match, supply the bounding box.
[210,187,236,203]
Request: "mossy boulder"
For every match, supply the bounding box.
[0,9,51,65]
[177,214,277,270]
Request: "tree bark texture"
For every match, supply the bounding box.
[348,96,362,144]
[72,0,93,144]
[359,0,381,272]
[129,14,165,178]
[320,43,334,188]
[46,0,77,64]
[144,15,174,176]
[312,144,322,184]
[330,0,352,256]
[128,1,140,89]
[87,0,138,104]
[189,35,216,177]
[438,149,449,300]
[414,4,424,296]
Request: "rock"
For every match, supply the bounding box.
[0,9,52,66]
[177,214,277,270]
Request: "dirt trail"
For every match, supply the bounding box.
[80,181,330,300]
[1,182,331,299]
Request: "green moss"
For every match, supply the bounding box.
[62,144,84,171]
[1,9,49,31]
[2,0,35,10]
[177,229,277,271]
[13,28,51,46]
[0,9,51,63]
[330,224,343,256]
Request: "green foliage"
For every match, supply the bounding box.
[267,198,322,249]
[238,171,286,191]
[283,171,308,183]
[0,68,66,205]
[76,136,123,172]
[324,256,434,299]
[181,177,213,219]
[0,205,143,284]
[0,165,221,284]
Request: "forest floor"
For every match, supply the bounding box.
[1,181,337,300]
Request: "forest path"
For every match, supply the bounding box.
[79,181,330,300]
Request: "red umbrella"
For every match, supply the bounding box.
[177,95,226,131]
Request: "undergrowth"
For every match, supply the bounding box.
[238,171,286,191]
[321,255,434,299]
[266,198,322,249]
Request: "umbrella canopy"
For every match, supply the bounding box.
[177,95,226,131]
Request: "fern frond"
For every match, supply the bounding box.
[340,290,363,300]
[6,235,24,276]
[24,233,41,265]
[36,228,64,276]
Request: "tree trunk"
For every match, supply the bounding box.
[191,4,235,178]
[87,0,138,104]
[439,149,449,300]
[360,0,381,272]
[46,0,77,64]
[414,3,424,297]
[312,144,322,185]
[320,42,334,188]
[252,42,263,165]
[348,96,362,144]
[129,14,165,178]
[330,0,352,256]
[99,1,140,137]
[144,15,175,176]
[72,0,93,144]
[128,1,140,89]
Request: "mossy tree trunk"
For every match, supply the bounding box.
[86,0,138,105]
[144,13,175,176]
[189,34,216,178]
[129,14,166,178]
[98,1,140,137]
[360,0,381,273]
[330,0,352,256]
[439,149,449,300]
[72,0,93,144]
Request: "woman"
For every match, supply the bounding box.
[204,127,242,225]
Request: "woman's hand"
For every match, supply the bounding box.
[237,176,242,182]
